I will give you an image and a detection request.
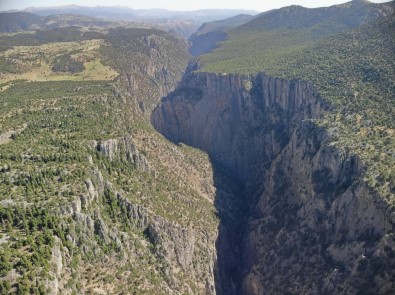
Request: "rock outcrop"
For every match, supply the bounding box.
[95,136,152,173]
[108,31,190,116]
[152,70,395,294]
[52,132,221,294]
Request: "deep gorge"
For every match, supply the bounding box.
[151,68,395,294]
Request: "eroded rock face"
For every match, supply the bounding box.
[152,71,395,294]
[153,72,326,182]
[240,121,395,295]
[53,132,221,294]
[96,136,152,173]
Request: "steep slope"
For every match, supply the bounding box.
[0,26,230,294]
[189,14,254,56]
[241,0,393,31]
[99,27,191,114]
[201,12,395,203]
[153,69,394,295]
[201,0,394,73]
[153,71,327,182]
[152,3,395,294]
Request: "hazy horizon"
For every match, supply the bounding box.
[0,0,391,13]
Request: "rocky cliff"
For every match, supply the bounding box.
[153,71,327,182]
[50,134,223,294]
[152,70,395,294]
[100,27,191,116]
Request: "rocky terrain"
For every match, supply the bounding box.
[0,0,394,294]
[152,1,395,293]
[152,68,395,294]
[0,25,224,294]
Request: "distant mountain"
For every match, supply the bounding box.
[152,20,200,38]
[44,14,116,29]
[0,6,258,37]
[194,14,255,36]
[0,12,45,32]
[201,0,394,73]
[22,5,258,23]
[24,5,138,20]
[0,12,121,33]
[241,0,393,32]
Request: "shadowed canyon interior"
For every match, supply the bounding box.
[0,0,394,294]
[152,68,394,294]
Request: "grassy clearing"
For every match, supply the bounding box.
[0,39,118,83]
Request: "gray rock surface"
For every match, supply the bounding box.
[152,70,395,294]
[96,136,152,173]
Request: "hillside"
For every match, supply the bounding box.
[189,14,254,56]
[200,0,395,204]
[1,1,395,294]
[0,12,119,33]
[152,0,395,294]
[0,12,46,32]
[0,25,231,294]
[240,0,393,31]
[200,0,394,73]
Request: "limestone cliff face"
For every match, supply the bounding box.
[111,32,191,116]
[53,135,220,294]
[152,71,395,294]
[240,121,395,294]
[96,137,152,173]
[153,71,326,183]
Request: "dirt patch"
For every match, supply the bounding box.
[0,123,27,145]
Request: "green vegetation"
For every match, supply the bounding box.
[0,77,216,292]
[0,39,118,83]
[99,27,190,74]
[0,27,105,52]
[0,23,208,293]
[193,14,253,36]
[199,5,395,204]
[51,51,85,73]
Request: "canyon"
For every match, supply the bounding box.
[0,1,394,294]
[152,68,395,294]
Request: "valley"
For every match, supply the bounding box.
[0,0,394,294]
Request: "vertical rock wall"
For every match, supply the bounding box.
[152,71,395,294]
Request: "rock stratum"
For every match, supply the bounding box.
[152,69,395,294]
[1,2,394,294]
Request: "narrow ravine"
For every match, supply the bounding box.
[151,68,395,294]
